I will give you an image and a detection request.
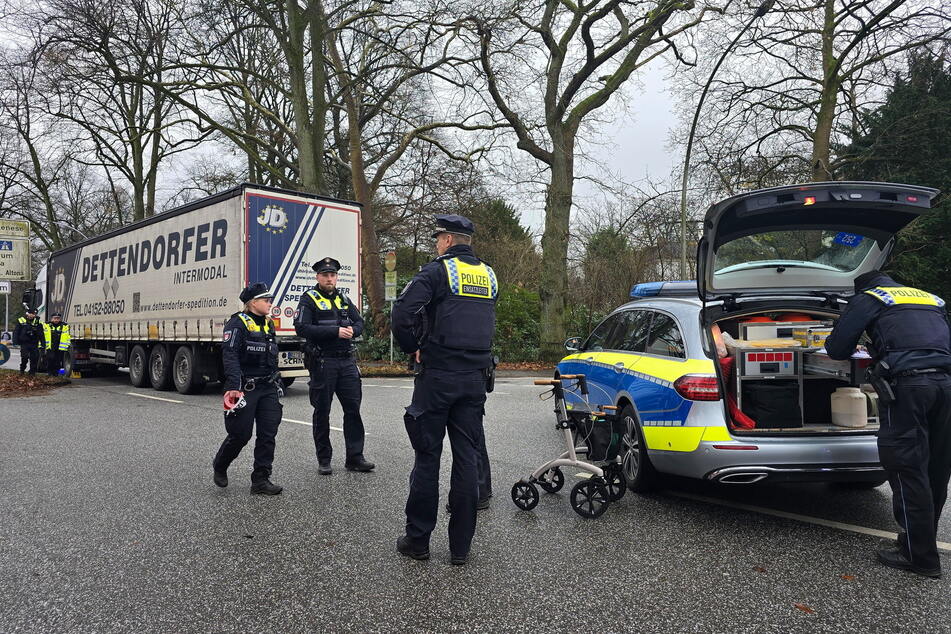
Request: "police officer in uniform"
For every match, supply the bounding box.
[826,270,951,578]
[295,257,374,475]
[14,309,42,375]
[212,283,284,495]
[392,214,498,565]
[43,312,71,377]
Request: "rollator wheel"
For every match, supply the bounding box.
[537,468,565,494]
[603,463,627,502]
[570,479,611,519]
[511,480,540,511]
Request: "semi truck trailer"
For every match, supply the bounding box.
[23,184,362,393]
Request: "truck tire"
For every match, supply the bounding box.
[149,344,173,391]
[129,345,149,387]
[173,346,206,394]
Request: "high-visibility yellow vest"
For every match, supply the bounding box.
[864,286,945,307]
[236,312,274,334]
[305,289,348,311]
[43,322,71,351]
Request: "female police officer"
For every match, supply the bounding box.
[212,282,284,495]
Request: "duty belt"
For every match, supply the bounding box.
[895,367,949,377]
[242,372,281,391]
[318,350,354,359]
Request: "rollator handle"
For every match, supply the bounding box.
[602,405,618,411]
[533,379,560,385]
[559,374,582,379]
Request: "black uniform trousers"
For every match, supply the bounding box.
[403,368,488,557]
[213,383,283,482]
[20,345,40,374]
[46,349,64,376]
[308,356,365,464]
[878,373,951,571]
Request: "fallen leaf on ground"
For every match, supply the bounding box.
[840,574,855,581]
[794,603,816,614]
[753,566,767,573]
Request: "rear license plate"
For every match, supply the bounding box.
[278,351,304,368]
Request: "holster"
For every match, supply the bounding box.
[483,356,499,393]
[866,361,896,406]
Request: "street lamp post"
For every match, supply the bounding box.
[679,0,773,279]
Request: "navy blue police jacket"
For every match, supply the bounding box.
[825,272,951,373]
[294,288,364,355]
[392,244,496,371]
[222,312,278,391]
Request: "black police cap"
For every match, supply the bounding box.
[239,282,273,303]
[50,312,63,318]
[312,257,341,274]
[431,214,475,238]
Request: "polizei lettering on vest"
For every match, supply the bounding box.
[80,219,228,283]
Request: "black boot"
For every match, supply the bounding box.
[250,479,283,495]
[877,548,941,578]
[396,535,429,560]
[318,462,333,476]
[345,457,375,472]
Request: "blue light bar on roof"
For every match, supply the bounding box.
[630,280,697,298]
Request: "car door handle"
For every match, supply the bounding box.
[614,362,625,372]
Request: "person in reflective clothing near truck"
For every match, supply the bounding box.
[826,270,951,579]
[43,312,71,377]
[212,282,284,495]
[295,257,374,476]
[14,309,43,375]
[392,214,498,566]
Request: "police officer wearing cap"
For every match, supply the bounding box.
[392,214,498,565]
[295,257,374,475]
[14,308,42,375]
[212,282,284,495]
[826,270,951,578]
[43,312,71,377]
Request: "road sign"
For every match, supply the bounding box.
[385,285,397,301]
[0,280,10,294]
[0,219,30,282]
[384,271,397,285]
[384,250,396,272]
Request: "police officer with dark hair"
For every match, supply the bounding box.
[392,214,498,566]
[295,257,374,475]
[43,312,70,377]
[212,282,284,495]
[14,309,42,375]
[826,269,951,579]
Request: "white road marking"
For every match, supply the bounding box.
[281,417,346,433]
[669,491,951,553]
[126,392,183,404]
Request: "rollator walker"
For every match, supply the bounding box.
[510,373,626,518]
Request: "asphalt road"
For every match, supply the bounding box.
[1,367,950,633]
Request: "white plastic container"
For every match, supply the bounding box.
[831,387,868,428]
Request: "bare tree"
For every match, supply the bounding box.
[675,0,950,190]
[471,0,717,360]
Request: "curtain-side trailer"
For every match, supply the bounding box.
[25,184,362,393]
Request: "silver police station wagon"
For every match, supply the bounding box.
[557,182,940,492]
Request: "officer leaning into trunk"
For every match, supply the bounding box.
[826,269,951,579]
[212,282,284,495]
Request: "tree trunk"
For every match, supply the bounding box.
[538,129,575,362]
[285,1,323,193]
[811,0,838,182]
[343,101,387,333]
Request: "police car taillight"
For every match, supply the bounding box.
[674,375,721,401]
